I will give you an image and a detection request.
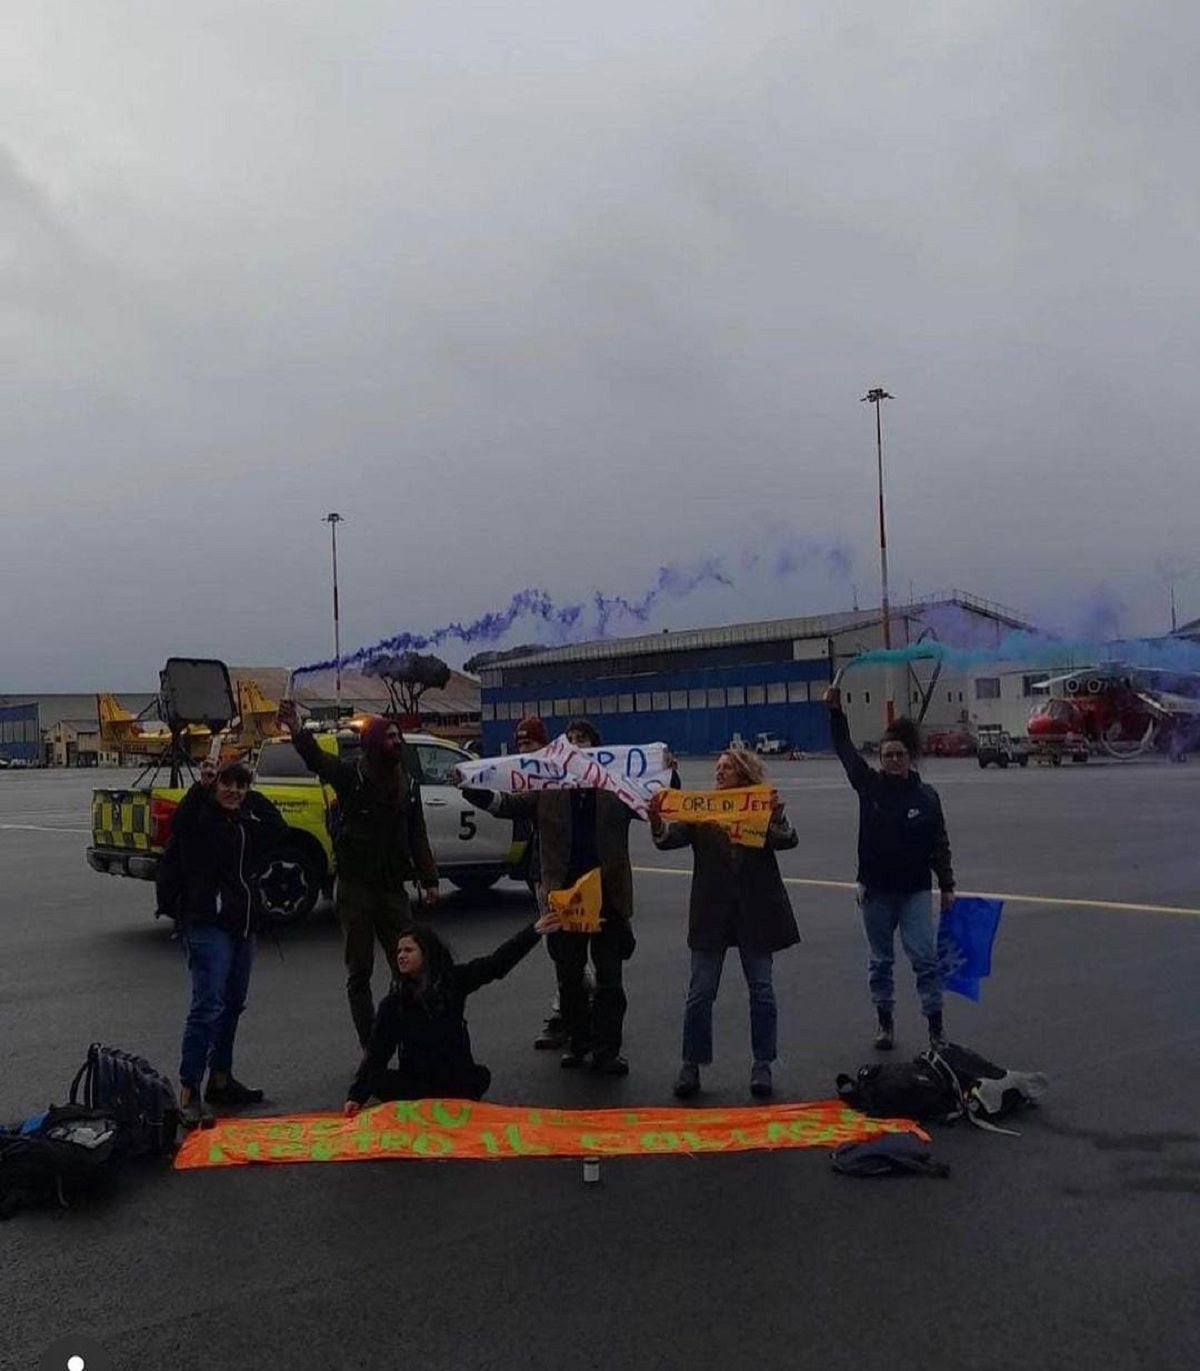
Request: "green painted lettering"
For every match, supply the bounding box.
[379,1130,414,1152]
[413,1131,454,1157]
[431,1100,472,1129]
[504,1124,550,1155]
[579,1131,627,1153]
[639,1131,683,1152]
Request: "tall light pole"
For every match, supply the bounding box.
[323,513,345,714]
[861,387,895,726]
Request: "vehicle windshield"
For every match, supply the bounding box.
[255,742,319,781]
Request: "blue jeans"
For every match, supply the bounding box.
[682,947,777,1066]
[860,890,943,1017]
[180,924,255,1089]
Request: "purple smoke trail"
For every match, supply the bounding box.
[295,559,737,676]
[293,537,853,677]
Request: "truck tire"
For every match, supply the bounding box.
[255,846,323,924]
[1018,755,1029,767]
[997,754,1009,768]
[978,757,989,769]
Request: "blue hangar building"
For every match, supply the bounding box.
[475,593,1028,756]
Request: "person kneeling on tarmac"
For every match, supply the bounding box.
[343,910,563,1114]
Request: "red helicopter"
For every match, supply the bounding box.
[1027,665,1200,762]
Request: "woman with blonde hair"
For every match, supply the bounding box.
[648,748,799,1100]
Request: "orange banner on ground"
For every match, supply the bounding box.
[658,785,774,847]
[175,1099,926,1170]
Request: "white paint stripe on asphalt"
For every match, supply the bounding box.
[632,865,1200,919]
[0,823,90,834]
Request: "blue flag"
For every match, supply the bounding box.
[937,896,1004,1001]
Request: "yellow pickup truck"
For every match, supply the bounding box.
[87,730,525,922]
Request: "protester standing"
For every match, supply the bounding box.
[279,702,439,1048]
[648,749,799,1100]
[461,718,636,1076]
[343,910,563,1111]
[173,757,288,1128]
[824,687,955,1050]
[511,715,547,903]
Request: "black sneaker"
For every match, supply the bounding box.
[180,1094,216,1130]
[535,1019,569,1051]
[874,1013,895,1051]
[926,1013,947,1051]
[560,1049,591,1069]
[673,1063,700,1099]
[590,1053,630,1077]
[205,1076,265,1106]
[750,1062,773,1099]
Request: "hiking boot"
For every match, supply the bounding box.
[927,1012,947,1051]
[590,1053,630,1078]
[534,1017,569,1051]
[560,1049,591,1070]
[874,1012,895,1052]
[673,1063,701,1100]
[179,1091,215,1131]
[750,1062,773,1099]
[205,1076,265,1107]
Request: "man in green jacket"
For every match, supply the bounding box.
[279,702,439,1046]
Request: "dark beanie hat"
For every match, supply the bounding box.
[361,715,396,754]
[515,715,549,747]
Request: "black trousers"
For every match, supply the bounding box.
[338,881,413,1048]
[374,1063,492,1102]
[548,916,632,1058]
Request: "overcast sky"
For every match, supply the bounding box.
[3,1,1198,688]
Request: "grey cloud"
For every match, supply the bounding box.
[3,1,1200,686]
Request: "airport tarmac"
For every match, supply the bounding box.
[2,757,1198,1371]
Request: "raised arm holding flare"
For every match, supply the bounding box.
[824,686,955,1052]
[279,700,439,1048]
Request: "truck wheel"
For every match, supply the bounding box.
[1018,755,1029,767]
[256,848,322,923]
[448,871,501,896]
[978,757,988,769]
[997,754,1009,768]
[1051,753,1063,766]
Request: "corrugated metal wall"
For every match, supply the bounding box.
[481,658,831,755]
[0,703,41,764]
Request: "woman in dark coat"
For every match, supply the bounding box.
[648,749,799,1101]
[343,909,561,1112]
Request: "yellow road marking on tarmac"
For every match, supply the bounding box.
[632,866,1200,919]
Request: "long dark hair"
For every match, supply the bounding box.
[393,924,456,1008]
[883,716,922,758]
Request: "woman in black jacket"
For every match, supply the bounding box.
[648,749,799,1101]
[173,758,287,1129]
[344,909,562,1112]
[824,687,956,1052]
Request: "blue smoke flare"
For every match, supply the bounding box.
[294,538,853,677]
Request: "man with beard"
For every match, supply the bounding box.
[280,702,439,1046]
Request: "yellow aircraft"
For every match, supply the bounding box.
[97,677,282,760]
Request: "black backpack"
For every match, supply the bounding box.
[0,1106,120,1219]
[928,1043,1049,1131]
[69,1044,179,1158]
[837,1056,963,1123]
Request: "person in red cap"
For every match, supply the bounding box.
[280,701,439,1047]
